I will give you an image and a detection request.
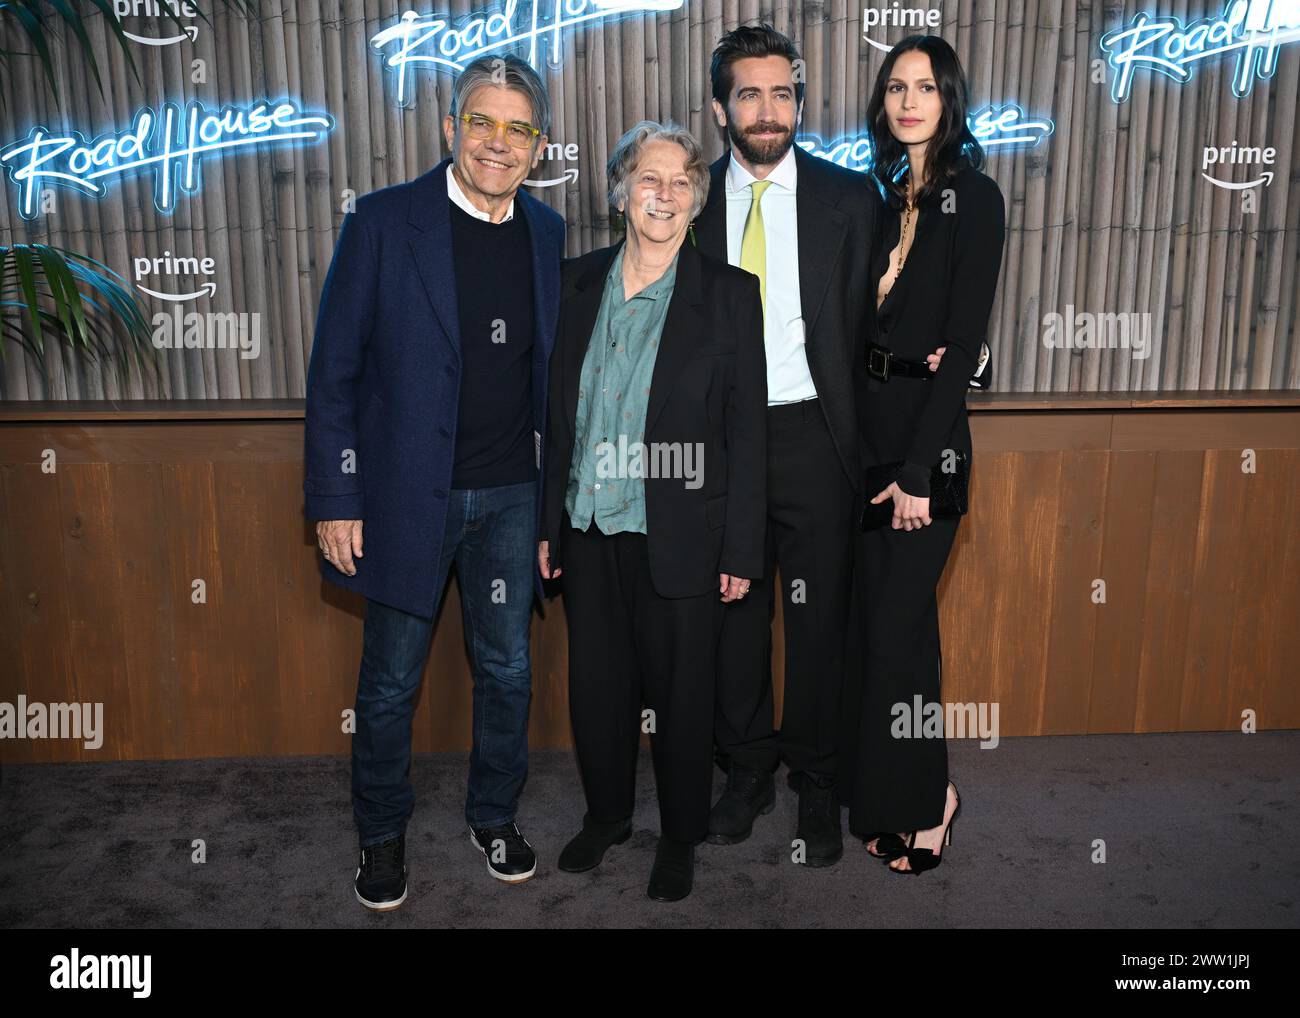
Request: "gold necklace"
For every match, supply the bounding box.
[896,177,917,275]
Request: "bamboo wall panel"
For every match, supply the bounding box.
[1,1,1298,400]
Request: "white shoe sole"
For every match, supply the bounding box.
[354,867,408,911]
[469,830,537,883]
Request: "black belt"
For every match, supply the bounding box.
[867,343,931,382]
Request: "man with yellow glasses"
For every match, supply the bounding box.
[304,54,565,909]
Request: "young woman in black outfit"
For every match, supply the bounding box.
[840,35,1006,874]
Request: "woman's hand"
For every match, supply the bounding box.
[719,574,751,603]
[870,482,932,531]
[538,540,561,579]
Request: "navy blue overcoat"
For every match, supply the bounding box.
[303,158,565,616]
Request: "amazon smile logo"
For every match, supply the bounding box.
[1201,139,1276,190]
[135,250,262,360]
[114,0,201,47]
[524,140,580,188]
[861,3,942,51]
[134,250,219,302]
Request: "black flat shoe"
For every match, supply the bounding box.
[890,783,962,876]
[557,816,633,873]
[647,837,694,902]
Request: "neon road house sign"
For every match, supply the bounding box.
[1101,0,1300,102]
[371,0,685,106]
[798,105,1055,174]
[0,97,334,220]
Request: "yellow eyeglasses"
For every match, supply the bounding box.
[457,113,540,149]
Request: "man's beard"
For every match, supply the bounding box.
[728,119,794,166]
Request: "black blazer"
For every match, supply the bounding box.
[542,237,767,598]
[693,144,880,492]
[859,160,1006,495]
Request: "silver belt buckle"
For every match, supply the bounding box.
[868,345,891,382]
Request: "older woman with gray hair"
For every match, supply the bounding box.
[539,121,767,901]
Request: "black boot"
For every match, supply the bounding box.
[794,771,843,867]
[647,836,694,901]
[557,816,633,873]
[706,764,776,845]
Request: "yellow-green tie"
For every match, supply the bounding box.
[740,179,773,314]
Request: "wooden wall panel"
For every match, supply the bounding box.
[60,463,135,756]
[2,464,76,762]
[3,402,1297,762]
[1133,449,1204,732]
[1089,451,1157,732]
[109,462,178,757]
[1038,450,1107,734]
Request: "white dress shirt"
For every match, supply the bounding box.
[447,164,515,222]
[724,146,816,405]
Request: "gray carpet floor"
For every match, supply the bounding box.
[1,732,1297,928]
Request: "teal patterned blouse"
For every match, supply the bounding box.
[565,244,679,535]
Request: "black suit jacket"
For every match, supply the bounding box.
[693,145,880,493]
[542,238,768,598]
[859,161,1006,495]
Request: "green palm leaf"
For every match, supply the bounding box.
[0,3,264,390]
[0,1,262,109]
[0,243,162,389]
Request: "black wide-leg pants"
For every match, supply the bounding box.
[840,513,960,835]
[562,523,721,844]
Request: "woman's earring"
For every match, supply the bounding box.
[688,220,697,246]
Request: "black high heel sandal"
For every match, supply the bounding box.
[865,832,908,860]
[890,783,961,876]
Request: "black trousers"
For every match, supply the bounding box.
[839,514,960,834]
[562,524,721,844]
[714,398,856,777]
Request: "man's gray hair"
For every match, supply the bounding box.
[450,55,551,137]
[607,120,710,221]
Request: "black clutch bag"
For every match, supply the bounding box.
[860,451,970,531]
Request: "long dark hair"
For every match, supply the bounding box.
[866,35,983,209]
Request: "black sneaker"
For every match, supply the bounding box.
[355,834,408,911]
[469,822,537,883]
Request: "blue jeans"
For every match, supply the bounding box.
[352,480,536,846]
